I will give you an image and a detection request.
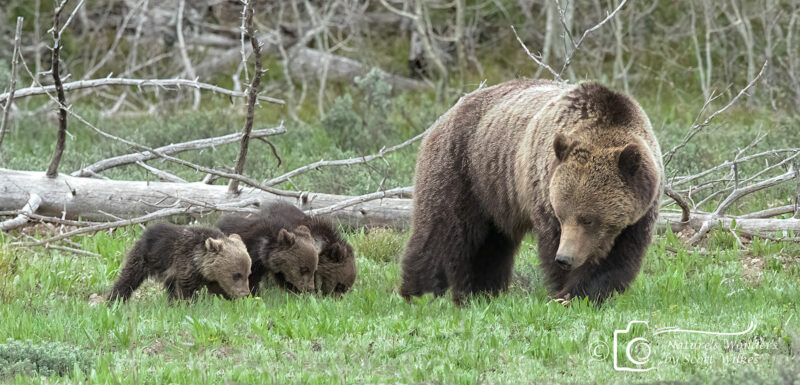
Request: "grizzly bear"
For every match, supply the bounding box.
[261,202,356,296]
[108,223,252,302]
[399,79,663,304]
[216,213,319,293]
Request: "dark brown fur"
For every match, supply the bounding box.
[216,212,319,293]
[261,202,356,296]
[399,79,663,304]
[108,223,251,302]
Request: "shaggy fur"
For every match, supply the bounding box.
[216,213,319,293]
[261,202,356,296]
[108,223,252,302]
[399,79,663,304]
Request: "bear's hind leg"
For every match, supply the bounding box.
[108,255,149,302]
[399,229,451,298]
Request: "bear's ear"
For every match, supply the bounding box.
[617,142,642,179]
[294,225,312,238]
[553,133,574,163]
[277,228,296,247]
[228,233,243,242]
[205,237,224,252]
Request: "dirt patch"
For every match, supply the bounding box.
[742,257,764,286]
[144,340,165,355]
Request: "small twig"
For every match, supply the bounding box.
[135,161,187,183]
[0,17,24,154]
[510,25,561,81]
[9,200,256,249]
[20,233,101,257]
[557,0,628,78]
[306,186,413,216]
[229,3,263,194]
[264,128,429,187]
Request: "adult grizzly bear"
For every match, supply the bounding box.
[216,214,319,293]
[261,202,356,296]
[108,223,252,302]
[399,79,663,304]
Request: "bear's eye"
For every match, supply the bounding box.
[232,273,243,281]
[578,216,594,226]
[300,267,310,276]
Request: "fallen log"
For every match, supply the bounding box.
[0,169,412,228]
[3,169,800,239]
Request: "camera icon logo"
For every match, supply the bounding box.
[613,320,655,372]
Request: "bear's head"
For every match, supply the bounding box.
[548,133,658,270]
[199,234,252,299]
[266,225,319,293]
[315,242,356,296]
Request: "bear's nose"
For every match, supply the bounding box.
[555,254,573,270]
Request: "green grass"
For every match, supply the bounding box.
[0,227,798,384]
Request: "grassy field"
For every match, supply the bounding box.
[2,55,800,384]
[0,225,799,384]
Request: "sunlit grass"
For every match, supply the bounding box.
[0,227,798,384]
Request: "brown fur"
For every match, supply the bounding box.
[399,79,663,304]
[261,202,356,296]
[108,223,251,302]
[216,213,319,293]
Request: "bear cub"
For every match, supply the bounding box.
[216,213,319,293]
[261,202,356,296]
[108,223,252,302]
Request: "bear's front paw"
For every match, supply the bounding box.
[551,292,572,306]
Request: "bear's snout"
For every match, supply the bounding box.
[555,254,573,270]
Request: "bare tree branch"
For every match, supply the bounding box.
[176,0,201,109]
[229,2,263,194]
[663,60,768,167]
[46,0,83,178]
[71,125,284,177]
[510,25,561,81]
[263,128,428,187]
[0,193,41,231]
[0,78,285,105]
[0,17,23,154]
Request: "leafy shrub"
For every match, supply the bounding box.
[0,339,92,378]
[321,67,394,152]
[320,93,363,151]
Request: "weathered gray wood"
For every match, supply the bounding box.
[0,169,412,228]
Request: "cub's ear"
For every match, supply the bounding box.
[294,225,312,237]
[277,228,296,247]
[227,233,243,243]
[617,142,643,179]
[312,236,326,255]
[553,133,575,163]
[205,237,225,252]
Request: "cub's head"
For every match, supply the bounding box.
[267,225,319,293]
[316,242,356,296]
[548,133,658,271]
[200,234,252,299]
